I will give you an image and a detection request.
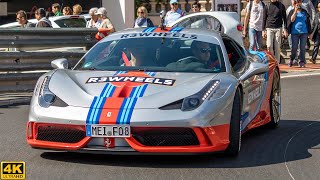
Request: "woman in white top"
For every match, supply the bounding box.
[86,7,101,28]
[96,7,115,33]
[133,6,154,28]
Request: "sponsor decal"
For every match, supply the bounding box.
[1,162,25,180]
[248,86,262,104]
[86,71,157,125]
[120,32,197,39]
[86,76,175,86]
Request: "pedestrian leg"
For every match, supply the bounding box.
[266,28,275,56]
[290,34,299,67]
[249,28,256,51]
[274,28,282,63]
[311,34,319,64]
[256,30,263,51]
[299,33,308,67]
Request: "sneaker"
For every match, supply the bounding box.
[299,62,306,68]
[309,58,316,64]
[288,60,293,67]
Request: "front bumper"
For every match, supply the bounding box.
[27,122,230,153]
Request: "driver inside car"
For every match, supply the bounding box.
[191,41,218,69]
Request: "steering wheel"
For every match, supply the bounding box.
[177,56,199,63]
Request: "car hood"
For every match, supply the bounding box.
[49,70,219,108]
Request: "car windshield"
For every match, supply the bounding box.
[54,18,86,27]
[75,37,225,73]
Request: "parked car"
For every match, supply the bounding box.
[0,15,87,28]
[26,12,280,156]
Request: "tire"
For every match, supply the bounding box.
[225,88,242,156]
[268,70,281,128]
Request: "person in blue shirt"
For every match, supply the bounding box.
[164,0,185,26]
[287,0,312,67]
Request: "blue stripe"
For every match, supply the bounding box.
[106,86,116,97]
[143,28,151,32]
[120,87,140,124]
[124,98,138,124]
[89,97,101,124]
[92,97,105,124]
[118,87,138,124]
[241,112,249,121]
[120,86,141,124]
[94,97,107,124]
[116,98,128,124]
[101,84,111,97]
[139,84,148,97]
[86,97,97,124]
[149,27,157,32]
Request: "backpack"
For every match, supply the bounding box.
[248,0,267,17]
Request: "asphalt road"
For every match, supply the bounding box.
[0,74,320,180]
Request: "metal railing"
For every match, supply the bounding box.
[0,28,98,92]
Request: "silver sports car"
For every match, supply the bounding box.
[27,14,281,156]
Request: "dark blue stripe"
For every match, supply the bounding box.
[129,87,138,97]
[94,97,107,124]
[149,27,157,32]
[107,86,116,97]
[143,28,150,32]
[86,97,97,124]
[241,112,249,121]
[99,83,110,97]
[124,98,138,124]
[139,85,148,97]
[116,98,128,124]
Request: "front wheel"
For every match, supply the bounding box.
[225,88,242,156]
[268,70,281,128]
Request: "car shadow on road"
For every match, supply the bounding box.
[40,119,320,168]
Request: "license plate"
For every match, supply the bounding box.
[86,125,130,137]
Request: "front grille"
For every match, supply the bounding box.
[132,127,199,146]
[36,126,86,143]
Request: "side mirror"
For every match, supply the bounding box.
[51,58,69,69]
[239,62,268,81]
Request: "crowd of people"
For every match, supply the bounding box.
[16,1,319,67]
[243,0,319,68]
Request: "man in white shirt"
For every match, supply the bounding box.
[243,0,266,51]
[164,0,185,26]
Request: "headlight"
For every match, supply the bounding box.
[38,76,68,108]
[181,80,220,111]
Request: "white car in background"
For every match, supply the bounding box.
[0,15,87,28]
[168,11,243,47]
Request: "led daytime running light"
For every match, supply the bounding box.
[201,81,220,101]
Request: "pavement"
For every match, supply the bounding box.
[0,63,320,107]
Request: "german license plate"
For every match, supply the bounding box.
[86,125,130,137]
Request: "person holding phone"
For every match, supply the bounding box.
[287,0,312,67]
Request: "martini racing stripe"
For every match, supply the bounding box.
[170,27,183,33]
[86,71,124,124]
[116,72,156,124]
[143,27,157,32]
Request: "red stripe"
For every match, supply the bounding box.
[122,52,131,66]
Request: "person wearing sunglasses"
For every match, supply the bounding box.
[191,1,201,13]
[191,41,218,69]
[16,10,34,28]
[164,0,185,26]
[133,6,154,28]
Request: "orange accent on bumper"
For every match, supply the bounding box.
[27,122,230,153]
[126,125,230,153]
[26,122,91,150]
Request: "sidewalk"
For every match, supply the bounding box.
[279,63,320,73]
[1,64,320,107]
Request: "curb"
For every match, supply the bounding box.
[0,97,31,107]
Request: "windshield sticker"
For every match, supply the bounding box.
[120,33,197,39]
[86,76,175,86]
[83,62,92,68]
